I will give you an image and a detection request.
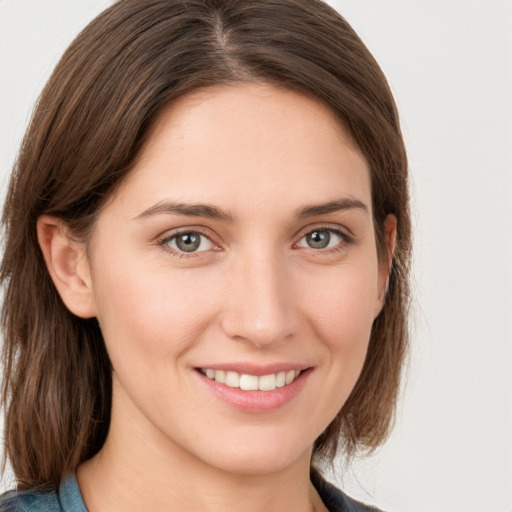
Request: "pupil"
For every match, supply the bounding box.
[307,230,330,249]
[176,233,201,252]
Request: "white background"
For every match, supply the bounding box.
[1,1,511,511]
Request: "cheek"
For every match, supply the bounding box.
[291,263,379,437]
[301,260,379,400]
[90,255,221,368]
[305,262,379,347]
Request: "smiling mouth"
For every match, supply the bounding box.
[198,368,303,391]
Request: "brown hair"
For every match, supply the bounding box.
[1,0,411,490]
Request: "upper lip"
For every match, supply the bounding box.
[195,362,312,376]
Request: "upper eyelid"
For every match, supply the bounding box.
[292,226,355,253]
[156,227,215,250]
[157,229,218,258]
[157,226,216,242]
[294,223,353,241]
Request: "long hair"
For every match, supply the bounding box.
[1,0,411,490]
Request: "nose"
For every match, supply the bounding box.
[220,251,299,348]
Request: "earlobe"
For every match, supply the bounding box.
[375,214,397,316]
[37,215,97,319]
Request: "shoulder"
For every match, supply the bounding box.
[0,488,62,512]
[311,467,386,512]
[0,475,86,512]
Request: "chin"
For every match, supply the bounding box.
[208,451,307,477]
[185,428,314,477]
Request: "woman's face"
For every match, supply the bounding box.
[83,84,392,475]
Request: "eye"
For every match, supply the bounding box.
[163,231,214,253]
[296,228,347,250]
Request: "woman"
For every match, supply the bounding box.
[0,0,411,511]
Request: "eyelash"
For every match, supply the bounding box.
[295,225,354,253]
[156,225,354,259]
[157,228,215,259]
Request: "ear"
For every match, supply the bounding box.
[375,214,397,316]
[37,215,97,319]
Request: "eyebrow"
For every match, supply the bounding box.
[134,200,235,222]
[134,197,368,222]
[295,197,368,218]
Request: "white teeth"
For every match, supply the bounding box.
[201,368,303,391]
[258,373,276,391]
[240,374,259,391]
[224,371,240,388]
[285,370,296,385]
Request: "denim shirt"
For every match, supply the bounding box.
[0,475,86,512]
[0,471,383,512]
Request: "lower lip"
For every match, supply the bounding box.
[195,369,311,413]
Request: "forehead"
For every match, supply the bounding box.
[110,84,371,218]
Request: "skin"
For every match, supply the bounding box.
[38,84,396,512]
